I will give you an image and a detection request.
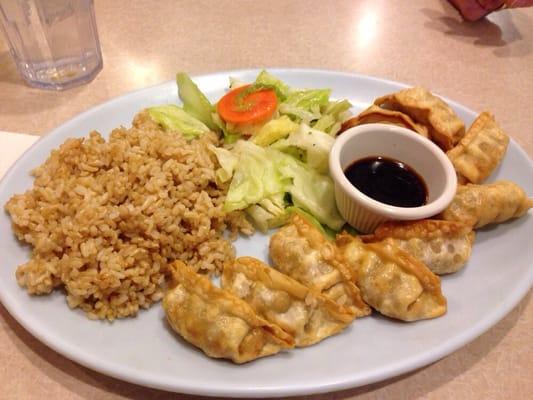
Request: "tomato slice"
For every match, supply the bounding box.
[217,84,277,125]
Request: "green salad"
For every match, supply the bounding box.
[147,71,353,234]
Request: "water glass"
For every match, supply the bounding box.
[0,0,103,90]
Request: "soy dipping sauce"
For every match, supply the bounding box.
[344,156,428,208]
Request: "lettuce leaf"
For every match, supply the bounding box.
[245,204,274,233]
[223,141,289,212]
[271,123,334,174]
[276,89,330,124]
[245,193,288,232]
[312,114,336,133]
[276,154,345,231]
[147,105,210,139]
[278,103,320,124]
[251,115,299,146]
[253,70,290,101]
[218,139,344,231]
[176,73,218,131]
[324,99,352,119]
[285,89,331,111]
[320,99,353,135]
[208,145,238,184]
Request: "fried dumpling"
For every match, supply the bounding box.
[374,87,465,150]
[362,220,475,275]
[447,112,509,184]
[269,214,371,317]
[221,256,356,347]
[339,105,429,137]
[439,180,533,229]
[336,234,447,321]
[163,261,294,364]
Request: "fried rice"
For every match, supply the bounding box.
[5,111,253,320]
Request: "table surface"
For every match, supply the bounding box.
[1,1,532,399]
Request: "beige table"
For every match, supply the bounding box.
[1,1,532,399]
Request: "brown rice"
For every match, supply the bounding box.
[5,111,253,320]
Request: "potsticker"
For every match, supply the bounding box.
[362,220,475,275]
[163,261,294,364]
[339,105,429,137]
[269,214,371,317]
[374,87,465,150]
[439,180,533,229]
[336,234,447,322]
[447,112,509,184]
[222,256,356,347]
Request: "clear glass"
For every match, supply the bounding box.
[0,0,102,90]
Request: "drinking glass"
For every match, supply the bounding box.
[0,0,103,90]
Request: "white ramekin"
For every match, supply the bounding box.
[329,124,457,233]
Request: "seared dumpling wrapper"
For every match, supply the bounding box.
[336,234,447,322]
[362,220,475,275]
[269,214,370,317]
[439,180,533,229]
[374,87,465,150]
[163,261,294,364]
[339,105,429,137]
[447,112,509,184]
[221,256,356,347]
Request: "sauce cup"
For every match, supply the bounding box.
[329,124,457,233]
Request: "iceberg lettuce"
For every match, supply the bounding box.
[251,115,299,146]
[245,193,288,232]
[222,141,289,212]
[176,73,218,131]
[212,139,344,231]
[285,89,331,111]
[275,153,345,231]
[147,105,210,139]
[208,145,238,184]
[271,123,334,174]
[253,70,290,101]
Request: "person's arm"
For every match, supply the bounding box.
[449,0,533,21]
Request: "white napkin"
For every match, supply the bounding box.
[0,131,39,179]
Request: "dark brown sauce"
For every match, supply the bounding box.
[344,156,428,208]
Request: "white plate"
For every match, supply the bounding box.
[0,69,532,398]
